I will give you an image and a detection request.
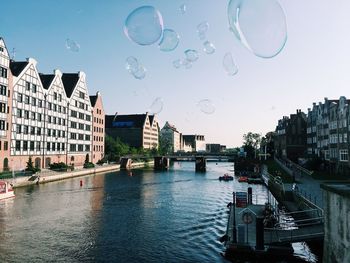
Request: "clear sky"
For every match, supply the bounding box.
[2,0,350,147]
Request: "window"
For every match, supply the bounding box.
[32,84,37,93]
[31,112,36,120]
[71,110,77,117]
[23,141,28,151]
[52,143,55,151]
[47,142,50,151]
[30,141,34,151]
[85,145,90,151]
[0,67,8,78]
[62,143,65,151]
[78,144,83,151]
[16,124,22,134]
[57,143,60,151]
[24,110,29,119]
[70,144,76,152]
[78,134,84,140]
[52,130,56,137]
[86,115,91,121]
[58,118,61,125]
[36,141,41,151]
[4,141,8,150]
[0,102,5,113]
[53,117,57,124]
[17,93,23,102]
[54,92,57,100]
[71,121,77,128]
[48,116,52,123]
[58,105,61,113]
[62,131,65,138]
[30,127,35,135]
[24,126,29,134]
[57,130,61,137]
[85,124,90,131]
[26,82,30,91]
[0,120,5,130]
[71,133,77,139]
[340,150,348,162]
[37,113,42,121]
[79,112,84,119]
[48,103,52,110]
[62,119,65,126]
[344,133,348,143]
[58,94,62,102]
[53,104,57,112]
[0,85,7,96]
[32,97,36,106]
[79,123,84,129]
[38,100,43,108]
[37,127,41,135]
[47,129,51,136]
[15,140,21,151]
[79,91,85,99]
[85,135,90,141]
[25,95,30,104]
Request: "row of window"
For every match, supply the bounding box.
[48,102,66,113]
[93,145,103,152]
[16,125,42,135]
[0,102,9,113]
[70,121,91,131]
[25,82,37,93]
[94,126,103,133]
[324,149,349,161]
[48,116,66,125]
[0,67,7,78]
[94,117,103,125]
[0,84,8,96]
[17,93,67,114]
[16,109,43,121]
[0,120,8,130]
[69,144,90,152]
[93,135,103,142]
[70,133,90,141]
[47,129,65,138]
[70,110,91,121]
[52,92,63,102]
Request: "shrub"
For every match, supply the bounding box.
[83,162,95,169]
[49,162,68,171]
[97,159,105,166]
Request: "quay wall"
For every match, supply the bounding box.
[10,161,154,188]
[321,184,350,263]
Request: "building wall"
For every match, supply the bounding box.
[0,38,11,171]
[67,72,92,166]
[322,185,350,263]
[160,122,181,153]
[91,92,105,163]
[143,115,159,149]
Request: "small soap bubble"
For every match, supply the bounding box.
[228,0,287,58]
[223,52,238,76]
[182,59,192,69]
[173,59,182,69]
[159,29,180,52]
[65,39,80,52]
[203,41,216,54]
[197,99,215,114]
[125,56,146,80]
[179,4,186,14]
[197,21,209,40]
[184,49,199,62]
[149,97,163,114]
[124,6,164,46]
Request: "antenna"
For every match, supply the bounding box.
[11,48,16,60]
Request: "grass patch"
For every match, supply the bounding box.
[264,159,294,183]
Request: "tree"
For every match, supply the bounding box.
[243,132,262,159]
[26,156,39,174]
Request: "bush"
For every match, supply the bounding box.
[25,156,40,174]
[83,162,95,169]
[97,159,106,166]
[49,162,68,171]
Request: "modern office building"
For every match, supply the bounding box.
[182,135,206,152]
[105,112,159,150]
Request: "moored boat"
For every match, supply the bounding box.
[0,181,15,200]
[219,173,234,181]
[238,176,248,183]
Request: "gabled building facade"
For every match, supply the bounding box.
[90,91,105,163]
[160,121,181,153]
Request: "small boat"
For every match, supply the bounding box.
[219,174,234,181]
[238,176,248,183]
[0,181,15,200]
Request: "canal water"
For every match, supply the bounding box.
[0,162,319,262]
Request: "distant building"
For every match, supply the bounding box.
[206,143,226,153]
[274,109,307,162]
[90,92,105,163]
[182,135,206,152]
[105,112,159,149]
[160,121,181,153]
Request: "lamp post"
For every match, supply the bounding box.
[232,191,237,243]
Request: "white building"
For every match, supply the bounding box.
[160,121,181,153]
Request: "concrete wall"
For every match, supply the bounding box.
[322,184,350,263]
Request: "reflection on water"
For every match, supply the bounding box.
[0,162,319,262]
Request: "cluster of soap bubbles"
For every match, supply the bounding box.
[196,21,216,55]
[65,39,80,52]
[173,49,199,69]
[124,6,181,79]
[125,56,146,80]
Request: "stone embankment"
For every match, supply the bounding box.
[8,161,154,188]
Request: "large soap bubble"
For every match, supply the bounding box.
[197,99,215,114]
[149,97,163,114]
[124,6,164,46]
[65,39,80,52]
[197,21,209,40]
[159,29,180,52]
[184,49,199,62]
[228,0,287,58]
[125,56,146,80]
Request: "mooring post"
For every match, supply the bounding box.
[232,191,237,243]
[256,216,264,250]
[248,187,252,205]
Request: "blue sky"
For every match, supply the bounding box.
[2,0,350,147]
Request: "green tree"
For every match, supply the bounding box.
[243,132,261,159]
[26,156,39,174]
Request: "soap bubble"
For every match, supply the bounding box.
[173,59,182,69]
[197,99,215,114]
[184,49,199,62]
[197,21,209,40]
[228,0,287,58]
[182,59,192,69]
[124,6,164,46]
[125,56,146,80]
[203,41,216,54]
[65,39,80,52]
[159,29,180,52]
[149,97,163,114]
[179,4,186,14]
[223,52,238,76]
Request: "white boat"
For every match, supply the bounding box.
[0,181,15,200]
